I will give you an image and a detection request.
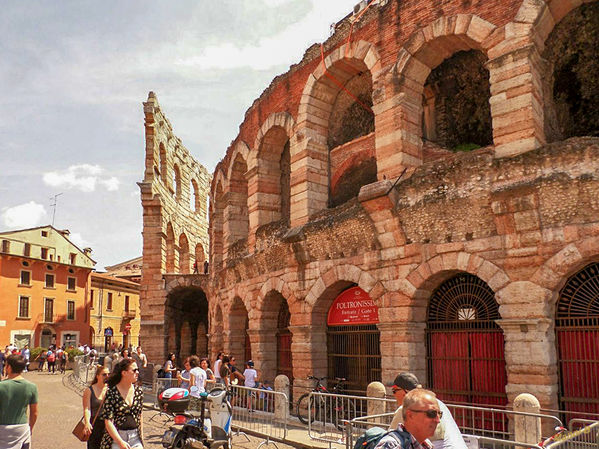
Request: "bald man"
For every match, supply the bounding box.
[375,389,441,449]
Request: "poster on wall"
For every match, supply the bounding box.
[327,286,379,326]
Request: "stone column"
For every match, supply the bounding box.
[275,374,290,421]
[247,329,277,381]
[486,44,546,158]
[497,318,558,410]
[513,393,542,445]
[378,322,427,386]
[367,381,387,419]
[289,325,326,399]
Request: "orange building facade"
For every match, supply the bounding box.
[0,226,95,349]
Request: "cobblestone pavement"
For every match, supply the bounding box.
[23,370,296,449]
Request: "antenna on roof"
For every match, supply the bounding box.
[50,193,63,226]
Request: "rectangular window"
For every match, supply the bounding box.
[67,277,76,291]
[23,243,31,257]
[124,295,130,312]
[44,298,54,322]
[1,240,9,252]
[45,273,55,288]
[41,247,48,259]
[70,253,76,265]
[18,296,29,318]
[67,300,75,320]
[41,230,48,237]
[20,271,31,286]
[90,289,95,309]
[107,292,113,310]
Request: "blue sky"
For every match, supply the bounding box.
[0,0,357,269]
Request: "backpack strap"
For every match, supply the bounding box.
[386,429,412,449]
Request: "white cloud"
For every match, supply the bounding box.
[43,164,119,192]
[1,201,47,229]
[174,0,357,71]
[68,232,89,250]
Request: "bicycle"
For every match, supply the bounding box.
[296,376,356,430]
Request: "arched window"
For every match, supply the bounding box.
[173,164,181,200]
[190,179,199,212]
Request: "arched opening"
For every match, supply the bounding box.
[330,157,377,207]
[422,50,492,152]
[173,164,181,200]
[542,2,599,142]
[210,181,225,271]
[191,179,199,212]
[195,244,205,267]
[159,143,168,185]
[256,127,291,228]
[426,273,507,426]
[556,262,599,418]
[165,222,176,273]
[258,291,293,388]
[327,67,376,207]
[229,297,250,362]
[225,154,249,258]
[179,233,190,274]
[165,286,209,364]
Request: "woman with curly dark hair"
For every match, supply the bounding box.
[100,358,144,449]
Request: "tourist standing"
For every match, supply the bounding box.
[47,348,56,374]
[163,353,177,379]
[243,360,258,412]
[0,354,38,448]
[213,352,223,384]
[177,358,192,390]
[101,358,144,449]
[22,345,30,372]
[189,356,207,410]
[132,347,148,368]
[82,365,109,449]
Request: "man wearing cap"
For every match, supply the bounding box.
[243,360,258,412]
[375,389,441,449]
[388,373,466,449]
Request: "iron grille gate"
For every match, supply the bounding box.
[426,273,508,432]
[556,262,599,418]
[327,324,381,395]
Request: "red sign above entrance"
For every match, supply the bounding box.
[327,286,379,326]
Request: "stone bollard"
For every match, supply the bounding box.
[275,374,290,421]
[514,393,542,447]
[367,381,387,422]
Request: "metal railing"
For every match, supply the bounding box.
[230,384,289,447]
[305,391,394,444]
[544,421,599,449]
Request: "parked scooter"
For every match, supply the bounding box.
[162,386,232,449]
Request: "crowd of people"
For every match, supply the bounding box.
[0,338,471,449]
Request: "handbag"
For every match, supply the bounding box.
[72,388,107,442]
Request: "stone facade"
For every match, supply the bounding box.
[138,93,211,360]
[140,0,599,412]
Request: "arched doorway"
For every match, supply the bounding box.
[165,286,209,363]
[229,297,250,361]
[556,262,599,418]
[326,286,381,395]
[426,273,507,407]
[277,299,293,382]
[40,327,54,348]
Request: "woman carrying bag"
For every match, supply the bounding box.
[81,365,109,448]
[100,358,144,449]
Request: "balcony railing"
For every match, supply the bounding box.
[122,308,136,319]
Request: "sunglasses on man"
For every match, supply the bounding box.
[409,409,443,419]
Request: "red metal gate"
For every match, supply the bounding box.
[556,262,599,418]
[427,273,507,431]
[276,300,293,383]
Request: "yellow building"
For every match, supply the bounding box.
[89,272,140,352]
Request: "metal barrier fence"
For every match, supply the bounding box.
[544,421,599,449]
[305,391,395,444]
[72,355,96,385]
[230,384,289,447]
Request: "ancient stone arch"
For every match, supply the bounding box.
[179,233,190,274]
[223,150,249,259]
[292,40,382,225]
[247,113,295,247]
[384,15,496,173]
[209,176,225,271]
